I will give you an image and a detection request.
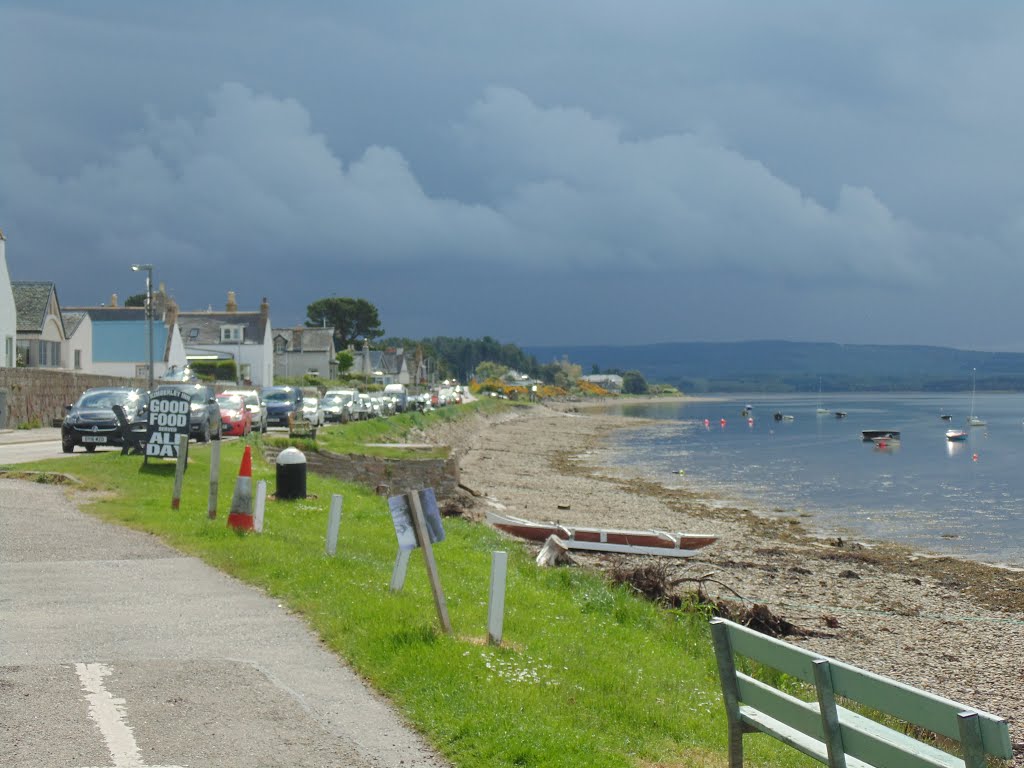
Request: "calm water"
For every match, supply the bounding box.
[597,393,1024,566]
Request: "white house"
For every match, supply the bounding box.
[0,230,16,367]
[61,311,93,372]
[272,326,337,380]
[177,293,274,387]
[12,281,67,368]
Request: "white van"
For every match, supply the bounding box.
[383,383,409,412]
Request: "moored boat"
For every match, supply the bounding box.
[862,429,900,441]
[485,511,717,558]
[945,429,968,442]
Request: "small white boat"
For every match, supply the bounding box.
[945,429,968,442]
[968,368,985,427]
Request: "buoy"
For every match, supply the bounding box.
[227,445,254,531]
[720,418,727,427]
[973,453,979,462]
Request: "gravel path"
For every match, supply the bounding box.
[448,402,1024,763]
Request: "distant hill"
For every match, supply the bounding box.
[522,340,1024,393]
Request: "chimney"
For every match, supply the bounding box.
[110,293,119,308]
[165,297,179,330]
[260,296,269,324]
[226,291,237,312]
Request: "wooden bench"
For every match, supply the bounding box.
[710,617,1013,768]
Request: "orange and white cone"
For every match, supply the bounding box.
[227,445,254,531]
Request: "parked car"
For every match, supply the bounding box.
[324,388,361,420]
[215,393,253,437]
[383,383,409,412]
[61,387,150,453]
[357,393,377,419]
[317,394,348,424]
[302,396,326,427]
[219,389,267,433]
[154,383,222,442]
[260,386,303,427]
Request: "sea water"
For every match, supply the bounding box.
[597,393,1024,566]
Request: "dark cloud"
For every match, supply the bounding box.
[1,2,1023,350]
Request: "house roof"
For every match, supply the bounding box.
[65,306,149,322]
[12,281,60,333]
[178,311,266,345]
[61,311,88,337]
[272,326,335,353]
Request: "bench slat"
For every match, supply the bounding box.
[737,674,825,741]
[739,707,874,768]
[719,619,1012,758]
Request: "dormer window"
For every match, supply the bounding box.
[221,325,244,343]
[188,328,200,341]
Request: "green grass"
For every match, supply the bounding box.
[313,399,510,459]
[10,439,819,768]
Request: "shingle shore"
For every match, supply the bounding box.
[438,400,1024,762]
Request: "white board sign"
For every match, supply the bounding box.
[388,488,445,551]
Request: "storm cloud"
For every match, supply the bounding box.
[2,3,1023,348]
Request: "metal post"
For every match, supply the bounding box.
[325,493,342,556]
[132,264,155,391]
[488,551,508,645]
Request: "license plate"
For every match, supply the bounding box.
[82,435,108,444]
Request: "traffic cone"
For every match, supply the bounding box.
[227,445,254,531]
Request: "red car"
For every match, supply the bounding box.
[216,393,253,437]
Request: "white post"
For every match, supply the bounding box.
[488,551,508,646]
[171,433,188,510]
[325,494,343,556]
[207,440,221,519]
[253,480,267,533]
[390,549,411,592]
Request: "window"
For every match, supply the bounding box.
[221,325,244,343]
[188,328,200,340]
[4,336,12,367]
[273,337,288,353]
[74,349,82,369]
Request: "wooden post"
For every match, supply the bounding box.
[390,549,411,592]
[325,494,342,556]
[171,434,188,510]
[957,711,985,768]
[253,480,267,533]
[487,551,508,645]
[408,490,452,634]
[207,440,221,519]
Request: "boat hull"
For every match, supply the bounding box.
[485,511,717,556]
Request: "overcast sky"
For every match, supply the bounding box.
[3,3,1023,351]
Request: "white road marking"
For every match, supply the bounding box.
[74,663,185,768]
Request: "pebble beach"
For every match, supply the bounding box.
[438,399,1024,762]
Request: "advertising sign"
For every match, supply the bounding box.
[146,390,191,459]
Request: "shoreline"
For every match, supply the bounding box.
[450,401,1024,758]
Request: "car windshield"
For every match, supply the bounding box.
[262,391,291,402]
[216,395,244,410]
[303,398,319,407]
[77,390,142,409]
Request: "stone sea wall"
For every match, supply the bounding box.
[0,369,144,429]
[264,444,460,500]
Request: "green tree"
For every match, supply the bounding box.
[622,370,649,395]
[475,361,509,381]
[124,293,147,307]
[306,298,384,350]
[335,350,354,375]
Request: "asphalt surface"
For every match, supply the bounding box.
[0,475,451,768]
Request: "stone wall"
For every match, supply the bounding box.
[0,369,144,428]
[264,445,460,500]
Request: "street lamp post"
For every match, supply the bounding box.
[131,264,154,391]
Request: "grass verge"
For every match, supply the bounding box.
[10,437,817,768]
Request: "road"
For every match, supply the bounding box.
[0,473,450,767]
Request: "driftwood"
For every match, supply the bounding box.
[536,535,575,567]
